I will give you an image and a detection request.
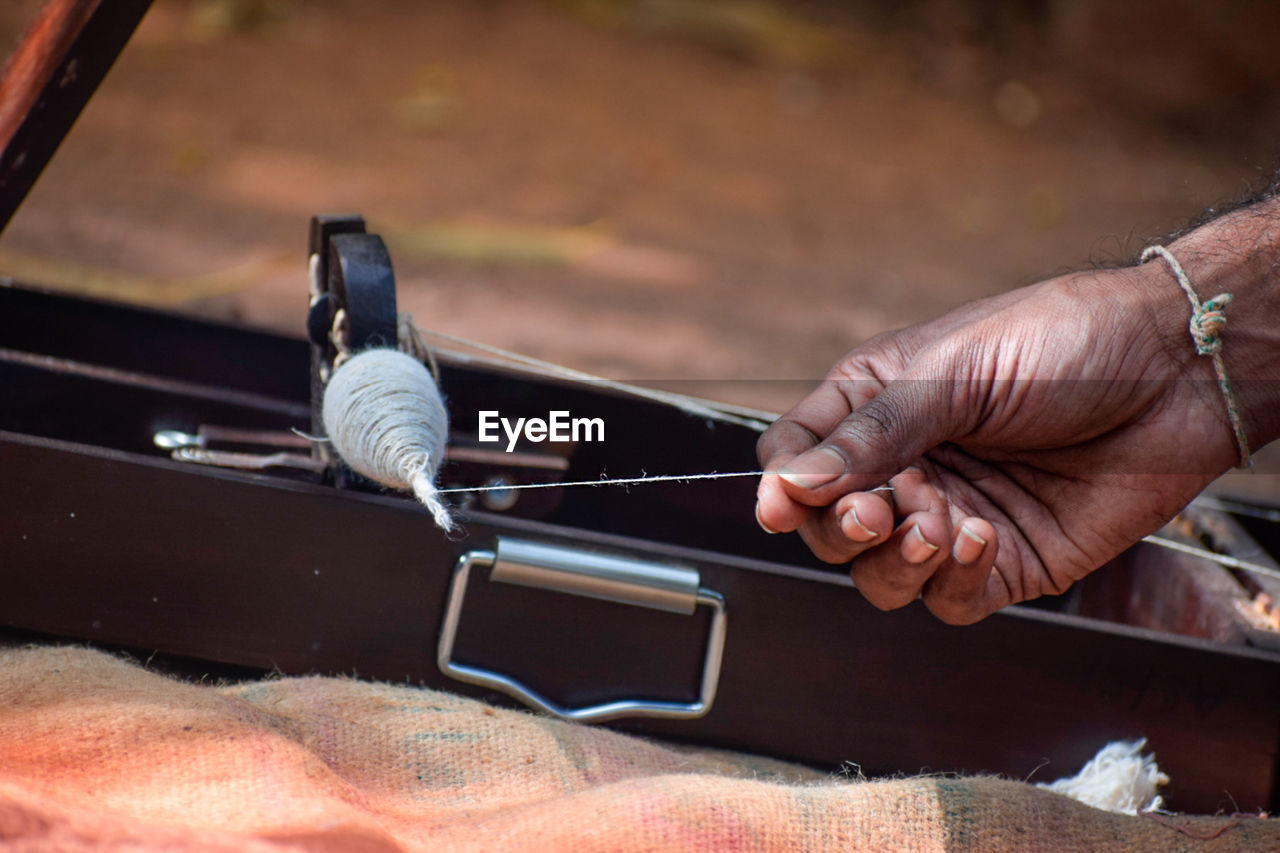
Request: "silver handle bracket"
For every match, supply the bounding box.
[437,538,727,723]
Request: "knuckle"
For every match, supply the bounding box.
[858,584,916,612]
[814,545,852,565]
[852,564,923,611]
[799,529,852,565]
[938,606,984,626]
[757,420,816,466]
[923,593,984,626]
[834,397,900,450]
[755,429,778,462]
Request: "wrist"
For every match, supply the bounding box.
[1137,196,1280,457]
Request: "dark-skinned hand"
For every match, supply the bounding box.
[755,263,1247,624]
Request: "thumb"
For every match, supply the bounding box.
[775,379,960,505]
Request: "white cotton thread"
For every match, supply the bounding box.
[438,475,892,495]
[322,348,454,530]
[437,471,766,494]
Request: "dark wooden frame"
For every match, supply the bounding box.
[3,281,1279,814]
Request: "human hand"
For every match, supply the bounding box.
[755,264,1243,624]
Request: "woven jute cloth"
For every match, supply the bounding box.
[0,646,1274,851]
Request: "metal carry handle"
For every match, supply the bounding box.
[437,538,727,723]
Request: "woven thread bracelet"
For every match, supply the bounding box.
[1141,245,1252,469]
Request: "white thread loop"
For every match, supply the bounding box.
[322,348,454,530]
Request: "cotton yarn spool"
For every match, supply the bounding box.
[322,348,454,530]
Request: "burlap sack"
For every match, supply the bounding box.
[0,646,1273,851]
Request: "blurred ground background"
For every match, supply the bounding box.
[3,0,1280,412]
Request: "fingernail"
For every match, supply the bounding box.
[778,447,846,489]
[953,524,987,565]
[843,507,877,542]
[755,503,779,534]
[902,524,939,564]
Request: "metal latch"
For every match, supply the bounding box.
[437,537,727,723]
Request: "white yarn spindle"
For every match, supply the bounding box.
[322,348,454,530]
